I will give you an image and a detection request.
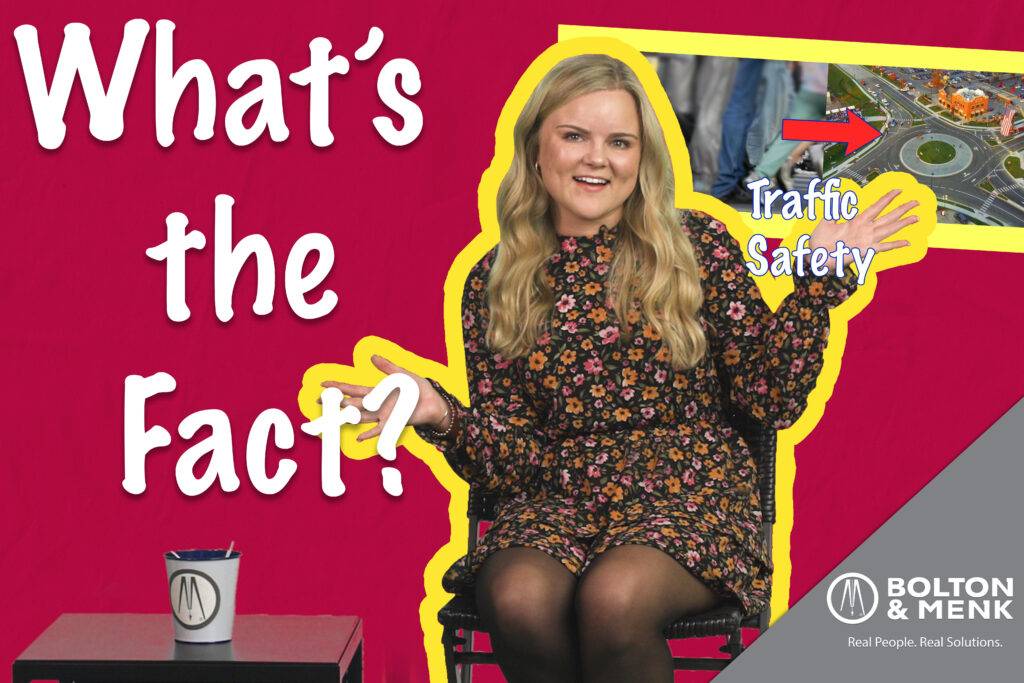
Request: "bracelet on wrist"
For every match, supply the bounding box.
[429,381,457,438]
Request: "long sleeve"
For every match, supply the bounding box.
[684,210,858,429]
[415,248,551,494]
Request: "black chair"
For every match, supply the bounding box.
[437,398,777,682]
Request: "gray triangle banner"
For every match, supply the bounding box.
[716,397,1024,682]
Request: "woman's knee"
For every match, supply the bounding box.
[575,564,656,651]
[475,548,576,640]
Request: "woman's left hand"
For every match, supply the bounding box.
[320,354,451,442]
[809,188,917,267]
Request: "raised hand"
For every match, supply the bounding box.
[321,355,450,442]
[810,188,917,267]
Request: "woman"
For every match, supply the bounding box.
[327,54,916,682]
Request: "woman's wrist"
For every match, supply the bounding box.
[425,379,458,438]
[432,400,452,432]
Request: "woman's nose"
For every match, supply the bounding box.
[582,141,607,166]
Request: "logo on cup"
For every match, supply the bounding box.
[169,569,221,629]
[827,572,879,624]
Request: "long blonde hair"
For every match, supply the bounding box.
[487,54,706,370]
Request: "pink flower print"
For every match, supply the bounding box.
[727,301,746,320]
[562,237,578,252]
[477,378,492,395]
[683,469,696,485]
[595,452,608,465]
[684,401,698,418]
[598,326,620,345]
[587,464,600,478]
[584,357,603,374]
[641,406,655,419]
[654,368,667,383]
[556,294,576,313]
[563,320,578,333]
[713,245,730,259]
[790,358,805,373]
[621,387,635,401]
[462,311,475,329]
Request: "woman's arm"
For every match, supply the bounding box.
[415,248,551,494]
[684,209,858,429]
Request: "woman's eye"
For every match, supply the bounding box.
[564,132,582,141]
[612,139,632,149]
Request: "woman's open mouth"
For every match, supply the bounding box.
[574,176,610,191]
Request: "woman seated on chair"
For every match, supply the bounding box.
[327,53,915,683]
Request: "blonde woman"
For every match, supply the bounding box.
[327,54,915,682]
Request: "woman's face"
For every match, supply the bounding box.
[536,89,642,237]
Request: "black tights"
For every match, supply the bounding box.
[476,545,718,683]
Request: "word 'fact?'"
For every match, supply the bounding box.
[123,372,420,497]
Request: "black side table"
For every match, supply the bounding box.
[13,613,363,683]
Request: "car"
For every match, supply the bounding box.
[954,212,970,224]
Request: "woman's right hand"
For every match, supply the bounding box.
[321,354,451,442]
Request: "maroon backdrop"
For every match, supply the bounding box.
[3,2,1022,681]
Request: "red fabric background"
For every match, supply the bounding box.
[2,2,1022,681]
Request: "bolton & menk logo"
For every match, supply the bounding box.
[827,572,879,624]
[169,569,221,629]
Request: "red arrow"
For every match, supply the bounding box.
[782,110,881,155]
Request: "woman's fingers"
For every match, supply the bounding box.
[876,200,919,228]
[873,214,919,241]
[859,189,902,222]
[874,240,911,253]
[321,380,370,397]
[371,354,408,376]
[356,423,384,442]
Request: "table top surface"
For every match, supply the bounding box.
[16,614,362,665]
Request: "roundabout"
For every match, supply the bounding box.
[899,133,973,177]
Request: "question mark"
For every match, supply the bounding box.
[361,372,420,496]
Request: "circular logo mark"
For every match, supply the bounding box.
[169,569,221,630]
[827,572,879,624]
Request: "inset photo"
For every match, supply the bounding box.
[825,64,1024,227]
[648,56,827,209]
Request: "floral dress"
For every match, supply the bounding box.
[417,209,857,616]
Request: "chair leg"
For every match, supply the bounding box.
[442,625,458,683]
[462,629,474,683]
[726,629,744,659]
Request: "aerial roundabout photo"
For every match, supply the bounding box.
[826,63,1024,227]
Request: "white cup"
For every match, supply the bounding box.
[165,549,241,643]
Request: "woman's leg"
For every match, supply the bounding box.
[476,547,580,683]
[575,545,718,683]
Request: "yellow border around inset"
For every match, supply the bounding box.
[559,23,1024,254]
[299,37,935,681]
